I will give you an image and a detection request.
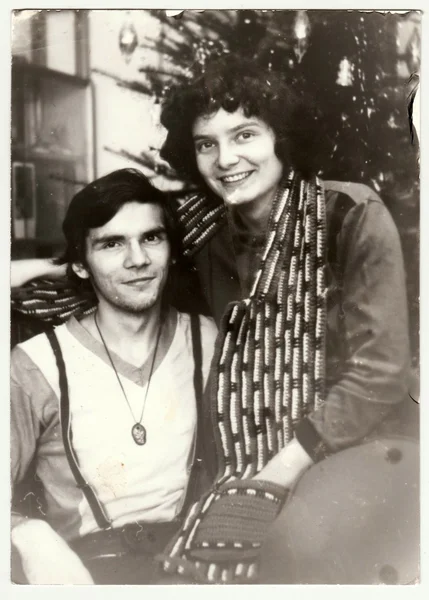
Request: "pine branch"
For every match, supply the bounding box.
[92,68,153,96]
[103,146,180,181]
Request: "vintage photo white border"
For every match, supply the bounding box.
[1,1,427,599]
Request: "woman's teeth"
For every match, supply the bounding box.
[221,171,252,183]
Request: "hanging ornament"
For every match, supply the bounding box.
[293,10,311,63]
[337,57,354,86]
[195,45,208,66]
[119,15,138,63]
[371,178,381,192]
[387,114,400,129]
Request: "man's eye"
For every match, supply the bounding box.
[145,233,162,244]
[102,241,120,249]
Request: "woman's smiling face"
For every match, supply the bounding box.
[192,107,284,211]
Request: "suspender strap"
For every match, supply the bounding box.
[177,313,206,513]
[45,329,112,530]
[190,313,203,404]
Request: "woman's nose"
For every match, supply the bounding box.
[216,142,239,170]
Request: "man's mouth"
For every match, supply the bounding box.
[219,171,253,184]
[123,276,155,285]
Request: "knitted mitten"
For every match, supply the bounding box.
[158,478,287,584]
[188,479,287,563]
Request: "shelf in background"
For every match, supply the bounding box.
[11,10,92,260]
[12,144,86,164]
[12,237,65,245]
[11,237,66,260]
[12,60,90,88]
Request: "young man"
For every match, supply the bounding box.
[10,169,218,584]
[11,57,419,584]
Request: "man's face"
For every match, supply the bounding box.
[192,107,284,210]
[74,202,171,314]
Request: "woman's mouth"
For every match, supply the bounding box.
[219,171,253,184]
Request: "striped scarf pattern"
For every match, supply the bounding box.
[11,280,97,322]
[161,171,327,582]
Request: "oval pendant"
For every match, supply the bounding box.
[131,423,146,445]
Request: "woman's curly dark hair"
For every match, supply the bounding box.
[160,55,323,184]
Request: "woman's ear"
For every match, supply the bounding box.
[71,262,90,280]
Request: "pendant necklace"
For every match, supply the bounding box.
[94,312,163,446]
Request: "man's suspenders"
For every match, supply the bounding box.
[181,313,205,512]
[44,313,204,529]
[45,329,112,529]
[190,312,203,412]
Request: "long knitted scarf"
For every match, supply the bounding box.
[159,170,327,582]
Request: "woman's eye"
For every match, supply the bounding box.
[196,141,214,153]
[237,131,255,142]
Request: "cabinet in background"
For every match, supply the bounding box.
[11,10,93,259]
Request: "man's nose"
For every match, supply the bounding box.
[216,142,239,170]
[124,242,151,268]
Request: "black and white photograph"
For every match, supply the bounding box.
[9,7,421,587]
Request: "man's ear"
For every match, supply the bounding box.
[71,262,90,280]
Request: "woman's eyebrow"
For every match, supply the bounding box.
[227,121,261,133]
[193,132,215,142]
[193,121,261,141]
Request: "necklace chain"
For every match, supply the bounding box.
[94,312,163,437]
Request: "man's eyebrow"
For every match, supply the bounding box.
[90,227,167,247]
[142,226,167,237]
[90,234,124,247]
[193,121,262,141]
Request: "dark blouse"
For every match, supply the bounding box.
[192,180,413,458]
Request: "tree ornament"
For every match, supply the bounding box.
[118,15,138,63]
[293,10,311,63]
[337,57,354,86]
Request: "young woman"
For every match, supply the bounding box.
[11,56,418,584]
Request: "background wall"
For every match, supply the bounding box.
[89,10,167,186]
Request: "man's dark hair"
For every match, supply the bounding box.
[59,168,181,285]
[160,55,322,185]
